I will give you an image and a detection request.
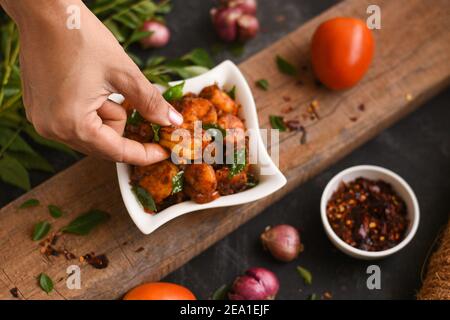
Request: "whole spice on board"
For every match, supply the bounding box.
[81,253,109,269]
[326,177,409,251]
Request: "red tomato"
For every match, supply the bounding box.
[123,282,196,300]
[311,17,374,90]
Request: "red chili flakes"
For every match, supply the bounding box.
[282,96,292,102]
[308,100,320,120]
[358,104,365,112]
[285,120,307,144]
[326,177,409,251]
[134,247,145,253]
[81,253,109,269]
[282,106,294,114]
[285,120,302,131]
[350,116,358,122]
[10,287,19,299]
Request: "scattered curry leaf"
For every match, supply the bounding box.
[19,198,40,209]
[172,171,184,194]
[269,115,287,131]
[297,266,312,285]
[132,186,157,212]
[228,149,246,178]
[227,86,236,100]
[151,123,161,142]
[163,81,185,101]
[276,55,297,76]
[32,221,51,241]
[212,284,230,300]
[256,79,269,91]
[48,205,63,218]
[38,273,53,294]
[61,210,110,235]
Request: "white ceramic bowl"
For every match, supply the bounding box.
[116,60,287,234]
[320,165,419,260]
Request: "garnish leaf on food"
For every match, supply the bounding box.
[61,210,110,235]
[163,81,185,101]
[256,79,269,91]
[229,148,246,178]
[227,86,236,100]
[19,198,40,209]
[38,273,53,294]
[48,205,63,218]
[127,110,144,126]
[172,171,184,194]
[151,124,161,142]
[297,266,312,285]
[203,123,226,139]
[269,115,287,132]
[32,221,51,241]
[212,284,230,300]
[276,55,297,76]
[132,186,157,212]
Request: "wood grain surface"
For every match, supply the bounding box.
[0,0,449,299]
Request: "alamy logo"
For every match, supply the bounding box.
[66,265,81,290]
[366,5,381,29]
[366,265,381,290]
[66,5,81,30]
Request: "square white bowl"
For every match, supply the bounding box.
[115,60,287,234]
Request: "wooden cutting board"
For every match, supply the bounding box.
[0,0,449,300]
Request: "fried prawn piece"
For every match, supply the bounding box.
[125,121,154,143]
[178,97,217,128]
[133,160,179,204]
[159,127,211,161]
[215,167,248,196]
[184,163,220,204]
[217,113,245,146]
[199,84,238,115]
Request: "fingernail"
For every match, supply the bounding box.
[168,107,183,126]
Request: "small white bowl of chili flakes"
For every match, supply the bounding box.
[320,165,419,260]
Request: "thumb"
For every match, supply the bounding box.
[109,66,183,127]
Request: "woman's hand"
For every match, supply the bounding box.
[0,0,183,165]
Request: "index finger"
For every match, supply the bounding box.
[89,123,169,165]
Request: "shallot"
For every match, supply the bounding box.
[211,0,259,42]
[140,20,170,49]
[228,267,279,300]
[260,224,303,262]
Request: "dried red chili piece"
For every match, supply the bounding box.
[10,287,19,298]
[82,253,109,269]
[326,177,409,251]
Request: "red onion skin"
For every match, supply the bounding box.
[223,0,258,15]
[211,7,243,42]
[229,267,279,300]
[237,14,260,41]
[261,224,303,262]
[140,20,170,48]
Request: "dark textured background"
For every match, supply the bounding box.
[1,0,449,300]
